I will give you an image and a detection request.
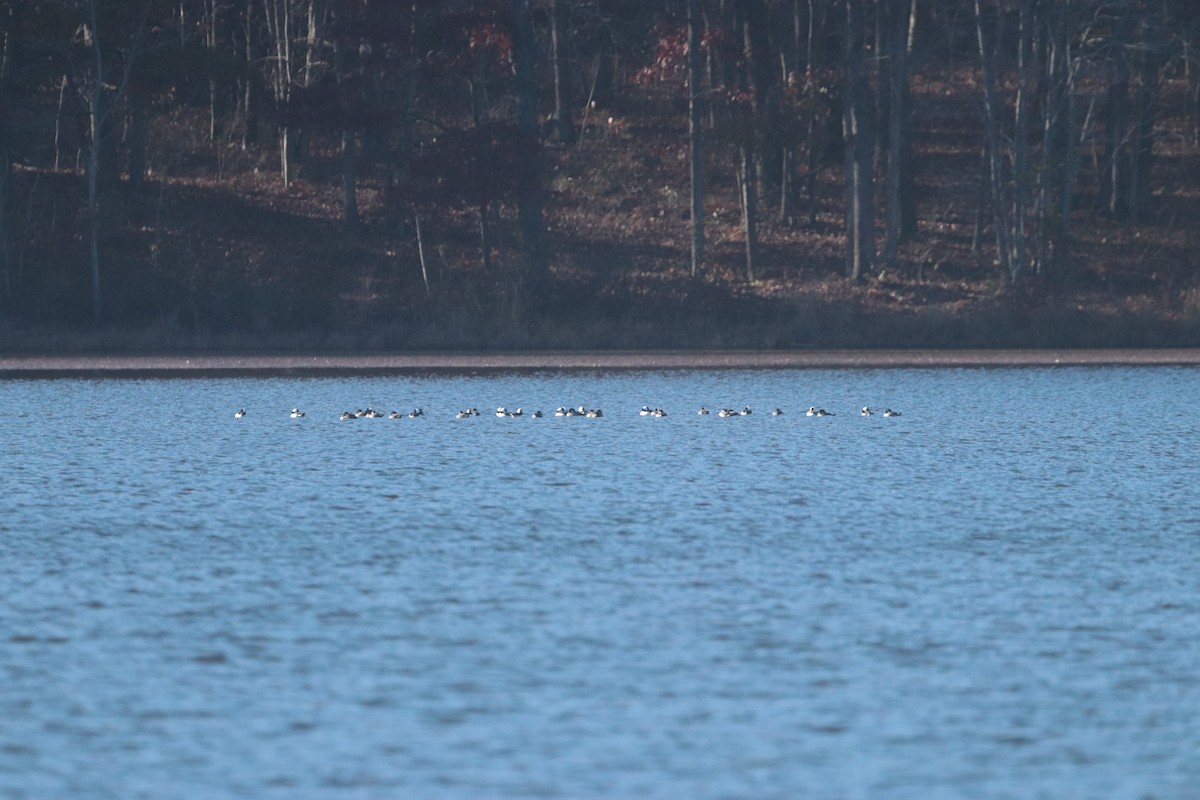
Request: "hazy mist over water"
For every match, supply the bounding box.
[2,367,1199,798]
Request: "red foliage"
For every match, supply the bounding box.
[468,23,511,66]
[633,22,688,86]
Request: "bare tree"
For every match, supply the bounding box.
[241,0,259,148]
[81,0,154,321]
[843,0,874,281]
[1100,2,1133,220]
[263,0,295,185]
[1011,0,1034,278]
[972,0,1012,280]
[0,9,10,311]
[0,139,10,311]
[331,4,358,235]
[882,0,911,268]
[1033,0,1084,273]
[688,0,705,276]
[512,0,548,291]
[550,0,575,144]
[86,0,108,321]
[737,0,763,282]
[1130,0,1167,223]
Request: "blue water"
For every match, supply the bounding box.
[2,366,1199,799]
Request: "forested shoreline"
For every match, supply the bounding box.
[1,0,1199,351]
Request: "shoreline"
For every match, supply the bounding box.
[2,348,1200,376]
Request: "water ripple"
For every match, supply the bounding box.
[1,368,1198,798]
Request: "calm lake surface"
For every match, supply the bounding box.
[2,366,1198,799]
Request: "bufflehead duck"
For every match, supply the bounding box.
[290,408,305,418]
[531,410,543,418]
[640,405,653,416]
[718,408,737,417]
[883,408,902,417]
[234,408,246,418]
[365,409,385,418]
[771,408,783,416]
[861,407,873,416]
[807,407,834,416]
[740,406,753,416]
[408,408,424,418]
[585,408,603,418]
[555,407,568,416]
[697,407,710,415]
[388,410,403,419]
[496,407,508,417]
[456,410,473,419]
[340,411,355,420]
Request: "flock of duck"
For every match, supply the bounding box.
[234,405,902,419]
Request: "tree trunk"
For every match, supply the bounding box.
[0,140,10,310]
[478,200,493,271]
[390,3,418,238]
[740,0,778,203]
[807,0,824,72]
[264,0,294,186]
[739,146,759,282]
[205,0,223,143]
[512,0,549,292]
[88,0,105,322]
[332,18,359,236]
[292,0,319,168]
[972,145,987,257]
[874,1,890,166]
[899,9,917,240]
[973,0,1012,280]
[1035,1,1065,273]
[242,0,259,148]
[1130,0,1166,224]
[712,0,737,90]
[550,0,575,144]
[779,147,792,224]
[53,74,69,171]
[1191,41,1200,148]
[128,100,147,191]
[1011,0,1033,278]
[883,0,909,268]
[842,0,874,281]
[470,75,493,270]
[688,0,705,276]
[1061,90,1092,269]
[335,132,357,236]
[907,0,919,55]
[279,126,291,186]
[1101,6,1132,220]
[792,0,807,77]
[0,20,8,87]
[686,0,700,277]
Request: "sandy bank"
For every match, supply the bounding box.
[1,349,1199,376]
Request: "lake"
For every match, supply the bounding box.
[2,365,1198,799]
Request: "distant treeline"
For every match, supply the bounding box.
[0,0,1198,333]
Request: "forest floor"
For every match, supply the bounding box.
[4,67,1200,352]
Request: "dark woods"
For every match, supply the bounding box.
[0,1,1198,348]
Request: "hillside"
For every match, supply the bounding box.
[3,2,1200,352]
